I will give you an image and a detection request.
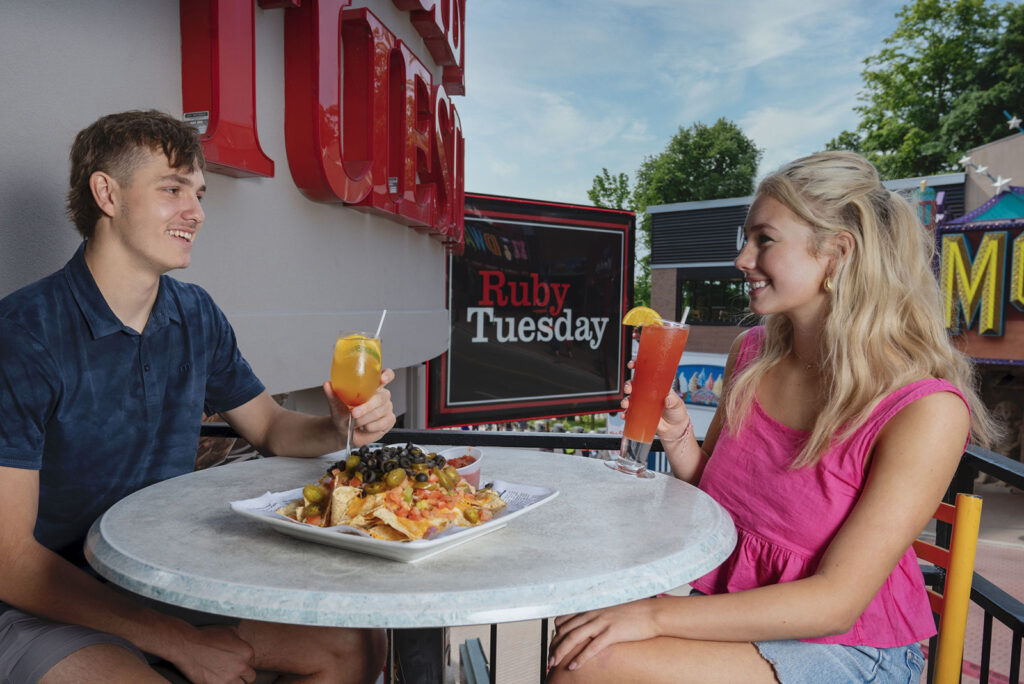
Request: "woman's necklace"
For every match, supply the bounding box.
[792,350,818,371]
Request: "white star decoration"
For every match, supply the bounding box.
[993,176,1012,193]
[976,165,988,175]
[1008,115,1022,130]
[959,155,972,166]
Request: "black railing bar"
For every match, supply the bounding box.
[971,573,1024,630]
[963,445,1024,490]
[1011,631,1021,684]
[981,612,992,684]
[200,423,670,451]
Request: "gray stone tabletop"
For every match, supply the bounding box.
[86,448,736,628]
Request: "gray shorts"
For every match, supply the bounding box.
[754,639,925,684]
[0,592,239,683]
[0,606,146,683]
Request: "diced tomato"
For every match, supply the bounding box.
[408,509,423,521]
[306,515,323,526]
[479,510,492,522]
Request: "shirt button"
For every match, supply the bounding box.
[144,364,151,372]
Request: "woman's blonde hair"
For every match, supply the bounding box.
[724,151,998,467]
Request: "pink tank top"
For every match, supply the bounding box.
[692,326,965,647]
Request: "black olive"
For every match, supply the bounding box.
[433,456,447,468]
[415,472,428,482]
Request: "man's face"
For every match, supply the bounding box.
[108,148,206,276]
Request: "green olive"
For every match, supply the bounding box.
[385,469,407,488]
[303,484,326,503]
[305,503,323,517]
[363,482,387,495]
[464,508,479,524]
[412,481,437,490]
[346,454,361,471]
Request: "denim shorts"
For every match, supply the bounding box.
[754,639,925,684]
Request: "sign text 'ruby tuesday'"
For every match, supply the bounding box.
[180,0,466,247]
[426,195,635,429]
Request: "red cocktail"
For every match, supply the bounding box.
[607,320,689,478]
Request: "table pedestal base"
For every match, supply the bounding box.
[389,627,450,684]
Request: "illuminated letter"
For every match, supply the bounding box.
[393,0,465,95]
[284,0,374,203]
[940,232,1007,336]
[343,8,399,215]
[392,42,435,228]
[1011,232,1024,312]
[180,0,275,178]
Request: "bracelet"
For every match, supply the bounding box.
[662,422,693,444]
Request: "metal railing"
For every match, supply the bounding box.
[201,424,1024,682]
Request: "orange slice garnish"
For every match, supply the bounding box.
[622,306,663,326]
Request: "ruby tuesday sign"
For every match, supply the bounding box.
[179,0,465,247]
[427,195,634,428]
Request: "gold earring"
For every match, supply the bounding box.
[824,277,834,293]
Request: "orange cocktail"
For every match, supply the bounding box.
[606,318,689,478]
[624,322,690,443]
[330,332,382,453]
[330,333,382,408]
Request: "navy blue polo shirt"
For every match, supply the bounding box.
[0,243,264,553]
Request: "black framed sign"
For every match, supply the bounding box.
[426,193,634,427]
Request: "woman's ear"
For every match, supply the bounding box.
[833,231,855,263]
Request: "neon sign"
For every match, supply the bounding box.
[941,230,1024,336]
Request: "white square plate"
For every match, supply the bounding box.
[230,480,558,563]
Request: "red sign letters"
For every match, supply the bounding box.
[180,0,465,247]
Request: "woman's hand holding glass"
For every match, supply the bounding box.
[621,359,693,445]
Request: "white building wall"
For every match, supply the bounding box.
[0,1,452,423]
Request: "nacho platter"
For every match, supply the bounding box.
[230,479,558,563]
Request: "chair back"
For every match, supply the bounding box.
[912,492,983,684]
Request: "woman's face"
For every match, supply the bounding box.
[735,195,833,322]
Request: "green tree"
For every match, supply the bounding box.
[631,119,760,306]
[587,168,631,210]
[828,0,1023,178]
[589,119,759,306]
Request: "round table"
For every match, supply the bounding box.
[86,448,736,628]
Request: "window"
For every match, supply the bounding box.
[678,278,752,325]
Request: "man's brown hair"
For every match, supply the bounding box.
[66,110,205,239]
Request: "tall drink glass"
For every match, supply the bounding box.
[606,320,689,478]
[330,331,383,454]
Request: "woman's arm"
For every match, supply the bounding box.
[551,389,970,670]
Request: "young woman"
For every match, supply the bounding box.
[547,151,999,683]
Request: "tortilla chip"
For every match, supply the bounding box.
[329,486,362,527]
[367,524,408,541]
[275,499,303,519]
[373,506,440,540]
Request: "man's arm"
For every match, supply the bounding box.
[220,369,397,458]
[0,465,256,683]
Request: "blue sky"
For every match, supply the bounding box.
[457,0,908,206]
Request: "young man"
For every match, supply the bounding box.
[0,111,395,683]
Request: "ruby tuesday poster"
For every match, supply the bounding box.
[426,194,634,427]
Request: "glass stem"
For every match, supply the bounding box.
[346,413,354,453]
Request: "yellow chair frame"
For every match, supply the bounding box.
[913,493,983,684]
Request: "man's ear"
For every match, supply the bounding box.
[90,171,119,219]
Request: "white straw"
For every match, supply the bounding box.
[680,306,691,325]
[374,310,387,338]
